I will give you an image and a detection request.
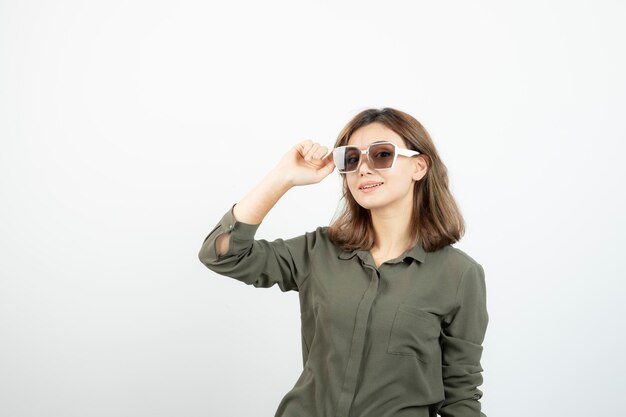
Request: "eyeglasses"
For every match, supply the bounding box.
[332,141,421,174]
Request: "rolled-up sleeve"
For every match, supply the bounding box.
[438,262,489,417]
[197,203,314,292]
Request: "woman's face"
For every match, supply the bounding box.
[345,122,421,211]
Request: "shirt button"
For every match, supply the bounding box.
[229,225,233,229]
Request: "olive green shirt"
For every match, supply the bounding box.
[198,203,489,417]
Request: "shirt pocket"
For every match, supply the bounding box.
[386,303,442,363]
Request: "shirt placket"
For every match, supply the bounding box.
[334,252,380,417]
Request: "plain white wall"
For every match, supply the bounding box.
[1,0,625,416]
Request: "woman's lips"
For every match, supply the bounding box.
[359,183,383,193]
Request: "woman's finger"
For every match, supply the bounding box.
[314,146,329,159]
[300,140,314,157]
[305,143,320,160]
[312,145,329,160]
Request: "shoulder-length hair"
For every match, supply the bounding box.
[327,107,465,253]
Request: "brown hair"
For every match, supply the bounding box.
[327,107,465,253]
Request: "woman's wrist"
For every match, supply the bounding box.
[267,166,295,190]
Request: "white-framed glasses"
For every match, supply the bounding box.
[332,141,421,174]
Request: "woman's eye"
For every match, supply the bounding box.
[375,151,392,159]
[347,157,359,164]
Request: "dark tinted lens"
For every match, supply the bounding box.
[369,143,395,169]
[343,147,361,171]
[335,143,396,172]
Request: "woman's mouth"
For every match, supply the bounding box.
[359,182,383,193]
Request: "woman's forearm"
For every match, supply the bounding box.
[232,167,293,224]
[216,168,292,256]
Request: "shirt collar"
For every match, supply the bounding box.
[337,235,427,264]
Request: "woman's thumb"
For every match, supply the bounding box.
[321,157,335,176]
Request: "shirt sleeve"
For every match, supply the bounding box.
[197,203,315,292]
[438,262,489,417]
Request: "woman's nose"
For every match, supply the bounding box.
[358,155,374,174]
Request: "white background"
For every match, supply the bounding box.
[1,1,625,416]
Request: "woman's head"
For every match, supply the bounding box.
[328,107,465,253]
[341,122,425,212]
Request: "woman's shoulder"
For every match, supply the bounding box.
[299,225,335,251]
[303,225,330,238]
[293,225,331,244]
[427,243,483,274]
[445,245,481,266]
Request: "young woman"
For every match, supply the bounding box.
[198,107,489,417]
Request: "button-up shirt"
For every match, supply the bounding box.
[198,203,489,417]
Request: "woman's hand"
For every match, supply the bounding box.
[274,140,336,187]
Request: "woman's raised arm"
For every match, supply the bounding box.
[198,140,335,292]
[215,167,291,256]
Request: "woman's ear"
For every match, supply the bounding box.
[412,155,428,181]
